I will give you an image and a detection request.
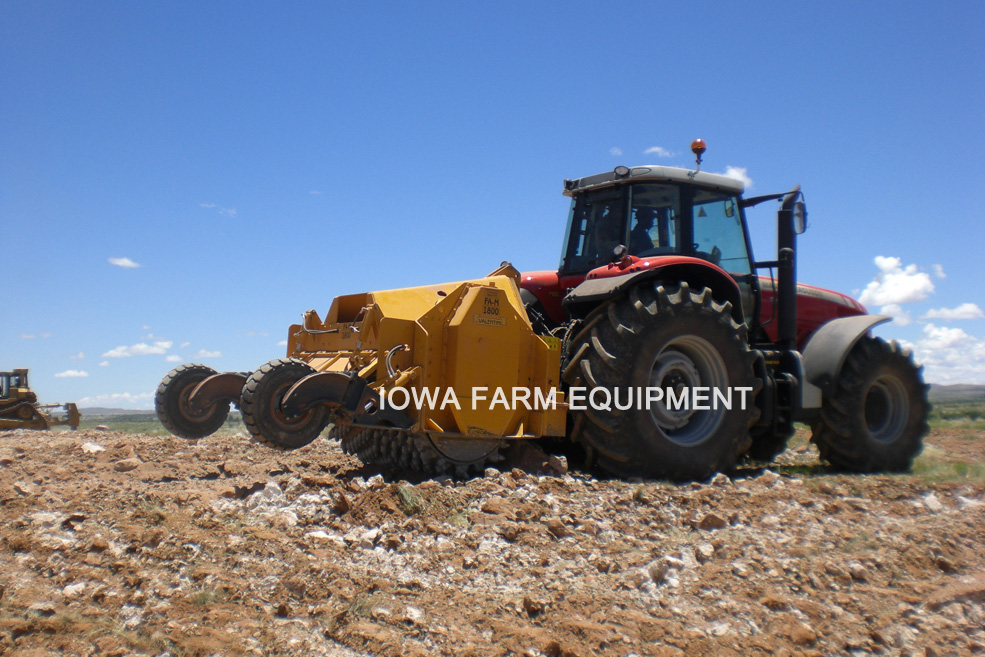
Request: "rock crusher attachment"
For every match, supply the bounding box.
[156,265,568,474]
[0,369,81,431]
[158,140,930,481]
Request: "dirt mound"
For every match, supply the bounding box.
[1,427,983,656]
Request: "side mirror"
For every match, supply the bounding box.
[793,201,807,234]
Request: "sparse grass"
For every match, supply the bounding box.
[348,592,385,617]
[79,410,247,435]
[447,510,471,528]
[188,588,221,606]
[928,401,985,428]
[395,484,425,515]
[910,444,985,484]
[841,529,881,554]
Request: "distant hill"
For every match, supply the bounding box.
[928,384,985,404]
[78,407,156,416]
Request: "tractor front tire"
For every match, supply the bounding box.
[811,337,928,472]
[241,359,330,450]
[156,364,230,439]
[565,282,759,481]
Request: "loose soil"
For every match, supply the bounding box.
[1,426,983,656]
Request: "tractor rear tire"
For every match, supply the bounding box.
[241,359,330,450]
[811,337,928,472]
[156,364,230,439]
[564,282,759,481]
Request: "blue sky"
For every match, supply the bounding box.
[2,1,984,409]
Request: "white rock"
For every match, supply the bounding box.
[957,495,984,510]
[81,442,105,454]
[359,528,382,549]
[696,543,715,563]
[757,470,780,486]
[923,493,944,513]
[63,582,86,598]
[710,472,731,487]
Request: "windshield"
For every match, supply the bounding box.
[560,182,750,275]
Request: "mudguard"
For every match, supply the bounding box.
[562,265,744,322]
[802,315,890,397]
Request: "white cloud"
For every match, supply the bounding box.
[99,361,109,367]
[165,355,183,362]
[919,324,973,350]
[277,340,288,347]
[70,352,84,360]
[609,147,623,156]
[309,190,323,195]
[21,333,51,339]
[102,340,174,358]
[200,202,237,218]
[247,331,270,337]
[933,264,946,279]
[54,369,88,378]
[722,166,752,189]
[903,324,985,384]
[77,392,154,410]
[921,303,984,322]
[108,257,141,269]
[879,304,912,326]
[644,146,673,158]
[857,256,934,308]
[192,349,222,359]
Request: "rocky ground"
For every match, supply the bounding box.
[1,425,984,657]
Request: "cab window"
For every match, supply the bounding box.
[692,191,751,274]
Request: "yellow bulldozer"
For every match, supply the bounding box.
[157,141,928,480]
[0,369,81,431]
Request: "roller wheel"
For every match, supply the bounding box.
[564,282,760,481]
[341,427,497,478]
[241,358,330,449]
[156,364,230,439]
[811,337,928,472]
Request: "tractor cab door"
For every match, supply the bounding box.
[690,189,757,326]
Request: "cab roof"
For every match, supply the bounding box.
[563,165,745,197]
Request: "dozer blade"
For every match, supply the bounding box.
[43,403,81,430]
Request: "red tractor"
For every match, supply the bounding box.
[516,140,927,478]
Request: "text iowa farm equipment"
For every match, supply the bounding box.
[0,369,81,431]
[157,141,928,480]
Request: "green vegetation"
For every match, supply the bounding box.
[395,484,426,515]
[912,444,985,484]
[927,401,985,429]
[78,410,246,435]
[188,589,221,606]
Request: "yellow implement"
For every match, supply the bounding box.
[285,263,566,440]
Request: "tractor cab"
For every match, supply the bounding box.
[557,166,757,325]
